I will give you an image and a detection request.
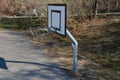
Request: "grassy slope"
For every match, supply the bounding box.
[76,18,120,71]
[75,18,120,80]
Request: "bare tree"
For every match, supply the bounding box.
[0,0,120,16]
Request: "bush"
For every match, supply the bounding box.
[0,17,47,29]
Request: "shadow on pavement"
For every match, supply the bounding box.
[6,60,62,70]
[5,60,74,80]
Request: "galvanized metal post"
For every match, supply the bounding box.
[66,29,78,73]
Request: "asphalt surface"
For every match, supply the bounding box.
[0,30,74,80]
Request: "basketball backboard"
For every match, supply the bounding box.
[48,4,66,36]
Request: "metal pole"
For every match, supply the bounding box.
[66,29,78,73]
[29,27,36,40]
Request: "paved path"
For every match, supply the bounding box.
[0,30,74,80]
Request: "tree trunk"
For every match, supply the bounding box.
[107,0,111,13]
[94,0,98,18]
[115,0,119,9]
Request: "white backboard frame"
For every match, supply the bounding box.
[48,4,66,36]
